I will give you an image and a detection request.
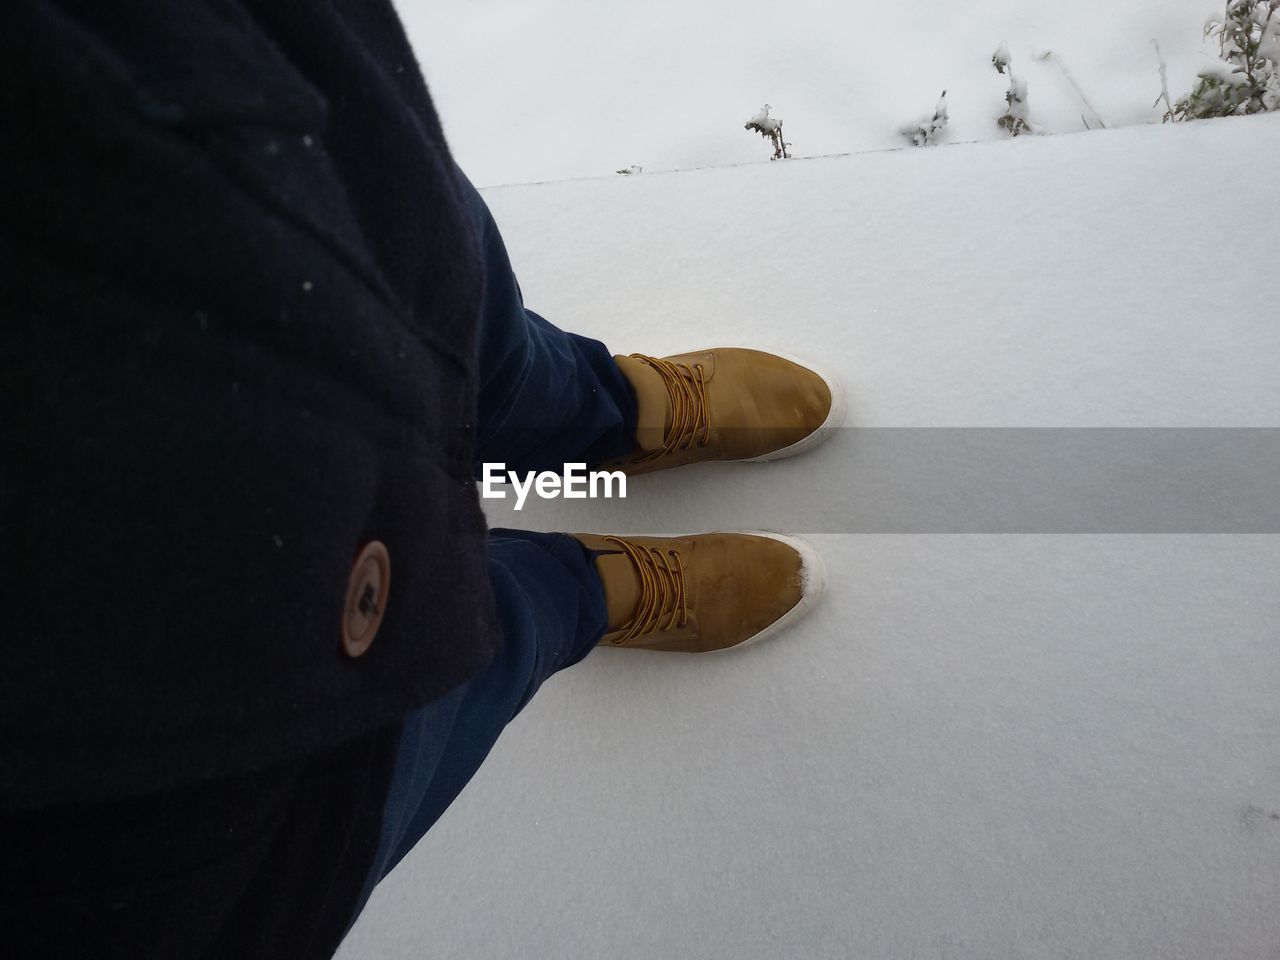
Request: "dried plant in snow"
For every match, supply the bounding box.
[744,104,792,160]
[902,91,950,147]
[993,44,1035,136]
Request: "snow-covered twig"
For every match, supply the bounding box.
[992,42,1012,75]
[1152,39,1178,121]
[744,104,792,160]
[901,90,949,146]
[1037,49,1107,129]
[993,45,1034,136]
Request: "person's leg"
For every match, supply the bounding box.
[456,163,638,473]
[456,162,844,479]
[349,528,606,916]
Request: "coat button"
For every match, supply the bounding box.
[342,541,390,658]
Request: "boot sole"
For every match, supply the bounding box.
[700,530,828,654]
[742,351,848,463]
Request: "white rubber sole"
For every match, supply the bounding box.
[700,530,828,654]
[742,350,848,463]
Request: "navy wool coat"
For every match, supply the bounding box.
[1,1,501,955]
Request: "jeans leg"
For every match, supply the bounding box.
[455,163,638,473]
[350,529,606,914]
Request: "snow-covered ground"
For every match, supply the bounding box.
[337,114,1280,959]
[399,0,1226,186]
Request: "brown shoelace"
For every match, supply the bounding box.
[603,535,689,643]
[629,354,711,462]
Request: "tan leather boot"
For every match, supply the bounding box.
[572,531,825,653]
[607,348,846,475]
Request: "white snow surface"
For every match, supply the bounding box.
[397,0,1234,186]
[338,116,1280,959]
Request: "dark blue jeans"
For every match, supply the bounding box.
[348,168,639,918]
